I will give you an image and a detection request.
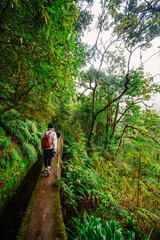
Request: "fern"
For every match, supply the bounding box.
[0,136,11,149]
[10,147,22,162]
[26,119,40,144]
[137,208,160,222]
[0,127,6,136]
[22,143,37,163]
[1,110,42,160]
[61,166,105,212]
[60,180,78,212]
[26,119,38,133]
[0,110,44,213]
[4,120,31,142]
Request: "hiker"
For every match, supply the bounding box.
[41,123,57,175]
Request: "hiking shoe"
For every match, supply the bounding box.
[46,168,50,176]
[43,169,47,174]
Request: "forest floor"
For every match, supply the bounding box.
[23,157,61,240]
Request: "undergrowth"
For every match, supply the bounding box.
[0,109,45,213]
[67,212,137,240]
[60,125,159,240]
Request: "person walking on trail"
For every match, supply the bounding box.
[41,123,57,176]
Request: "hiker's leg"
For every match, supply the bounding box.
[44,150,48,168]
[48,149,53,167]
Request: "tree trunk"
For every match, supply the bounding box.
[137,154,141,208]
[88,116,96,154]
[111,102,119,138]
[87,82,97,154]
[157,153,160,184]
[116,125,128,154]
[105,108,112,149]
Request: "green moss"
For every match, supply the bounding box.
[52,178,68,240]
[0,163,29,214]
[17,167,67,240]
[16,172,42,240]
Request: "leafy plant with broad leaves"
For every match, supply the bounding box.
[67,211,136,240]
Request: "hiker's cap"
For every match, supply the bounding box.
[48,123,54,129]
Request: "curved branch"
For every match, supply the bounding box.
[144,0,160,13]
[95,25,103,57]
[116,124,160,154]
[117,99,152,125]
[141,50,160,65]
[127,125,160,145]
[98,38,119,70]
[95,73,130,118]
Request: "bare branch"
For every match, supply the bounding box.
[141,50,160,65]
[127,125,160,145]
[95,27,103,57]
[144,0,160,13]
[79,88,91,95]
[95,73,130,118]
[116,123,160,154]
[98,38,119,70]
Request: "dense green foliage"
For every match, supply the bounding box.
[0,0,81,212]
[0,0,81,118]
[0,110,43,211]
[0,0,160,239]
[60,114,160,239]
[59,1,160,239]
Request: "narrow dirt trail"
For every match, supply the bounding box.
[18,156,66,240]
[17,134,66,240]
[24,157,56,240]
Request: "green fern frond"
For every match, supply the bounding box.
[10,147,22,162]
[0,127,6,136]
[22,143,37,163]
[31,133,40,145]
[137,208,160,221]
[0,136,11,149]
[4,120,31,142]
[26,119,38,134]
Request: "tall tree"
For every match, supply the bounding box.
[78,0,160,152]
[0,0,80,118]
